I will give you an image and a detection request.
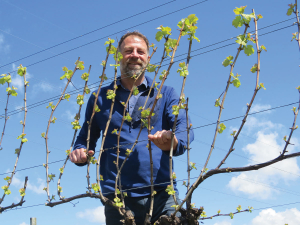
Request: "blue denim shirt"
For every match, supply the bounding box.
[74,76,194,197]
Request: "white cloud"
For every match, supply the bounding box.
[249,104,271,115]
[38,82,54,92]
[228,119,300,199]
[11,176,46,195]
[76,206,105,223]
[213,221,232,225]
[0,34,10,53]
[19,222,29,225]
[250,208,300,225]
[63,110,76,121]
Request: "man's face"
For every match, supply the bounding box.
[120,35,149,78]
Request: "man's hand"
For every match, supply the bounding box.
[148,130,178,151]
[69,148,94,164]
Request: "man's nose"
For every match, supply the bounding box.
[130,50,139,58]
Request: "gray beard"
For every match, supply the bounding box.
[120,62,146,78]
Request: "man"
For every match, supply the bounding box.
[70,31,194,224]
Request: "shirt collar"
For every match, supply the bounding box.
[117,76,149,90]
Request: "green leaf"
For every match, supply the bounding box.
[94,105,101,113]
[17,65,27,76]
[242,13,255,24]
[165,185,176,195]
[232,78,241,88]
[214,98,221,107]
[287,5,294,16]
[125,149,132,156]
[230,130,237,136]
[260,45,267,52]
[76,61,85,70]
[232,16,243,28]
[106,89,116,99]
[58,186,62,192]
[258,83,266,90]
[233,6,246,15]
[89,157,97,164]
[291,32,298,42]
[104,38,115,45]
[15,148,20,154]
[124,113,132,122]
[51,116,57,124]
[46,102,55,110]
[2,185,11,195]
[133,86,139,96]
[111,128,118,135]
[237,205,242,212]
[250,64,258,73]
[65,150,71,156]
[172,105,180,115]
[48,174,56,182]
[177,62,189,77]
[81,72,89,81]
[229,212,234,219]
[190,162,197,170]
[159,70,168,80]
[0,74,12,84]
[155,26,171,42]
[257,14,263,20]
[244,45,255,56]
[19,188,25,197]
[71,120,81,130]
[92,183,100,193]
[64,93,71,101]
[248,206,253,213]
[59,167,64,174]
[146,64,157,72]
[172,172,176,179]
[85,86,90,94]
[6,86,18,96]
[4,176,10,182]
[76,94,84,105]
[218,123,226,134]
[222,55,234,67]
[236,35,247,46]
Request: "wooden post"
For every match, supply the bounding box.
[30,217,37,225]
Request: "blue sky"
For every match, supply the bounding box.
[0,0,300,224]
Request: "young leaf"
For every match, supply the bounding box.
[244,45,255,56]
[106,89,116,99]
[125,149,132,156]
[232,16,243,28]
[165,185,176,195]
[218,123,226,134]
[214,98,221,107]
[76,60,85,70]
[81,72,89,81]
[76,94,84,105]
[19,188,25,197]
[250,64,258,73]
[133,86,139,96]
[17,65,27,76]
[222,56,234,67]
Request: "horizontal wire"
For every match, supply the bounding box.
[0,0,178,69]
[0,22,296,120]
[2,0,210,74]
[0,100,298,178]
